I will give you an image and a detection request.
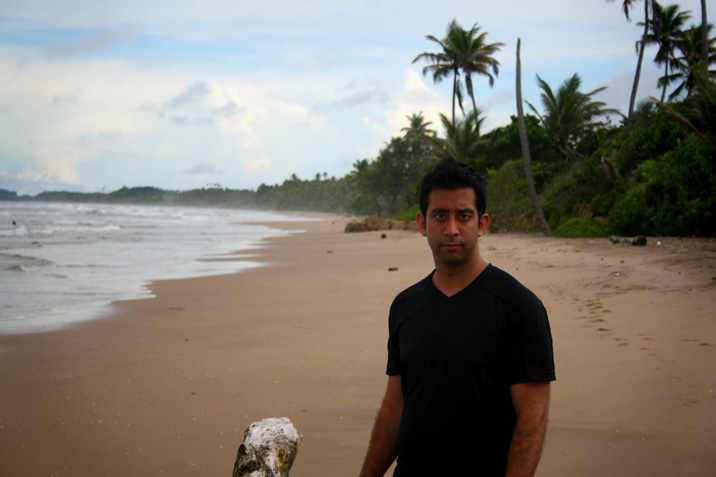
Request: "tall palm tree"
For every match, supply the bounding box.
[526,74,621,161]
[515,38,550,236]
[645,3,692,102]
[607,0,655,132]
[446,22,504,115]
[413,20,503,124]
[413,21,463,125]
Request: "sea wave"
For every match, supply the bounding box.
[1,253,55,271]
[0,201,312,334]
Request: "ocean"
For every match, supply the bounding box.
[0,201,310,334]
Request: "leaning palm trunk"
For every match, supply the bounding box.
[452,69,458,125]
[702,0,709,67]
[515,38,550,236]
[627,0,651,132]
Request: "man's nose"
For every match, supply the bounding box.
[445,216,459,235]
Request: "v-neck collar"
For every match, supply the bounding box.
[428,263,492,299]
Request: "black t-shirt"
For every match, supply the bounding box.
[386,264,555,476]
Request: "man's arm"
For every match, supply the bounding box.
[506,381,551,477]
[359,375,403,477]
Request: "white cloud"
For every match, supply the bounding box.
[244,157,272,172]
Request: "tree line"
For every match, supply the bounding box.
[4,1,714,237]
[350,1,715,237]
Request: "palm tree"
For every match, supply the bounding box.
[426,109,484,163]
[400,112,435,140]
[645,3,692,102]
[413,20,503,124]
[446,21,504,115]
[666,23,715,100]
[526,74,621,161]
[413,21,463,125]
[607,0,655,132]
[656,63,715,153]
[515,38,550,235]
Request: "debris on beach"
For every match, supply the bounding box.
[233,417,301,477]
[609,235,647,246]
[344,217,418,233]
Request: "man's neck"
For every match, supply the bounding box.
[432,258,489,297]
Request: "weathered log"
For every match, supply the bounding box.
[609,235,647,246]
[233,417,301,477]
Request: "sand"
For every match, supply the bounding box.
[1,215,715,476]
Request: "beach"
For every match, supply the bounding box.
[1,215,715,476]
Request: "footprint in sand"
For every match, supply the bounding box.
[681,339,714,347]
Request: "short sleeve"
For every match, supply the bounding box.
[386,316,401,376]
[507,297,555,384]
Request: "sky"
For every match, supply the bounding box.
[0,0,709,196]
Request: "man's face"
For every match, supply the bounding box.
[417,188,489,268]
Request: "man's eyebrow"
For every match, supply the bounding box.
[430,207,476,215]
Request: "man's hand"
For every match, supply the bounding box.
[506,381,551,477]
[359,375,403,477]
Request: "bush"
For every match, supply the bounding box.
[486,160,535,232]
[551,217,610,238]
[609,135,715,236]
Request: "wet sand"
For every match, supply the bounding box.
[1,215,715,475]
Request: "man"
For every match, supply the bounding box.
[360,158,555,476]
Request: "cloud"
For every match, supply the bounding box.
[592,66,663,115]
[0,172,91,196]
[166,81,212,109]
[330,80,390,108]
[212,102,241,118]
[51,89,82,106]
[184,162,225,175]
[44,24,144,58]
[244,157,271,172]
[5,144,86,186]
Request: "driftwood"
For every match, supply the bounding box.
[233,417,301,477]
[609,235,647,246]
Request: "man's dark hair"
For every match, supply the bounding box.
[419,158,487,217]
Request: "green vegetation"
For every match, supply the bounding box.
[3,5,714,237]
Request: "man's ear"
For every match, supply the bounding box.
[417,213,427,237]
[478,213,490,237]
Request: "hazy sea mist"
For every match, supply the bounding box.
[0,202,309,334]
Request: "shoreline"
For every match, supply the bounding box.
[0,218,715,475]
[0,203,315,336]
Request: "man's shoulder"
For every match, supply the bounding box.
[388,273,434,328]
[393,273,433,303]
[480,264,542,307]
